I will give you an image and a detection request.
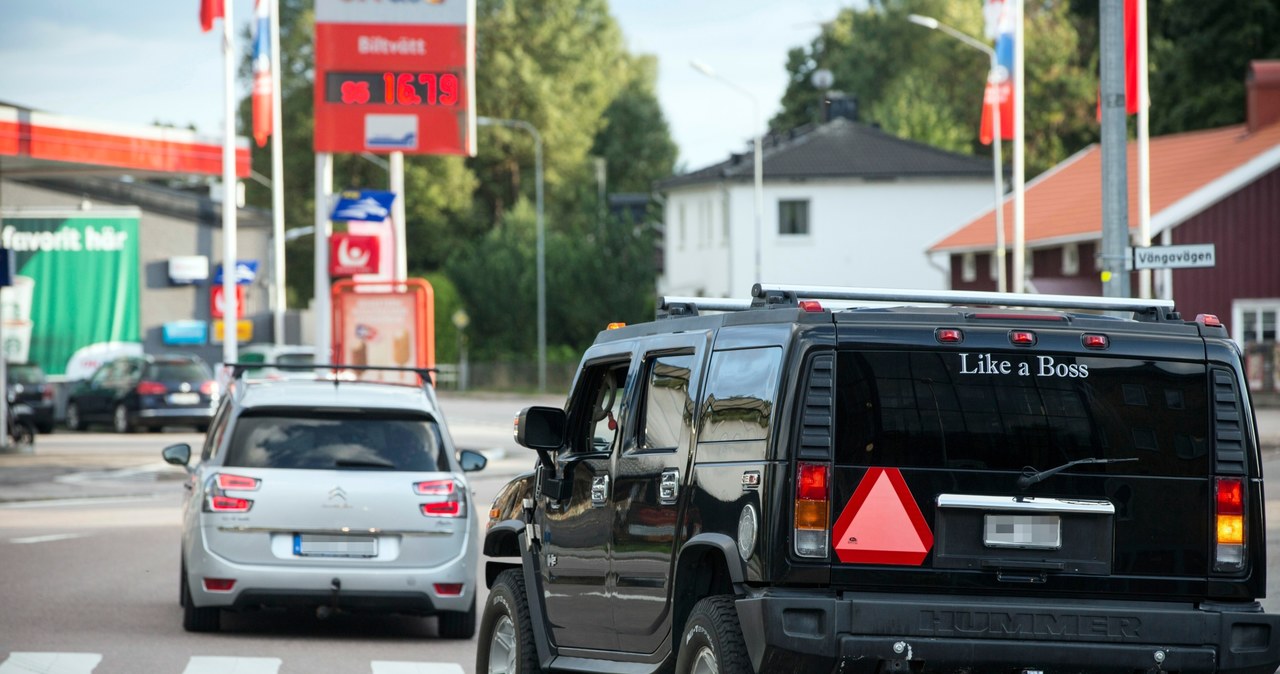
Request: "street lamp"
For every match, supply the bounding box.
[908,14,1007,293]
[477,116,546,392]
[691,60,765,286]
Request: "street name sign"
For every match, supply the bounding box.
[1130,244,1216,270]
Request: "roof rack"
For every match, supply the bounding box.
[226,362,439,388]
[751,283,1175,316]
[657,296,754,317]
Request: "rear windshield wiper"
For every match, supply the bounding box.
[334,458,396,469]
[1017,457,1138,490]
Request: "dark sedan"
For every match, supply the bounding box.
[66,355,217,433]
[7,362,55,433]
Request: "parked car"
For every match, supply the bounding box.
[162,364,487,635]
[480,284,1280,674]
[66,354,217,433]
[7,362,55,433]
[237,344,316,380]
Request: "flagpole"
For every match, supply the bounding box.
[1137,0,1153,299]
[269,0,287,342]
[1012,0,1026,293]
[221,0,239,366]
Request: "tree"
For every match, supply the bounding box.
[590,54,679,195]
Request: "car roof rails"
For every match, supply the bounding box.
[750,283,1180,321]
[657,296,754,318]
[226,363,440,390]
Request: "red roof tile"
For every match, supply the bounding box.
[929,121,1280,252]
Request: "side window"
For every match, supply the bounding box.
[700,347,783,442]
[638,353,694,451]
[573,360,630,455]
[88,364,113,388]
[201,400,233,462]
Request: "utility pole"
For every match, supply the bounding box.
[1100,0,1131,298]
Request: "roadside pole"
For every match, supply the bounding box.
[1100,0,1131,298]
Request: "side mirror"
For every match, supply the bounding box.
[458,449,487,472]
[162,443,192,467]
[514,406,566,451]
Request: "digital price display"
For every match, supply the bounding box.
[325,72,461,107]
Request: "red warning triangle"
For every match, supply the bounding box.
[832,467,933,565]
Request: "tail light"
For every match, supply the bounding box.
[135,381,167,395]
[1214,477,1245,572]
[202,578,236,592]
[203,473,259,513]
[794,462,830,558]
[416,478,466,518]
[200,380,218,397]
[40,384,53,402]
[433,583,464,596]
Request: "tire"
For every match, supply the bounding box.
[11,422,34,447]
[180,567,221,632]
[113,404,134,434]
[675,596,750,674]
[438,596,477,639]
[36,422,54,435]
[65,403,83,432]
[476,569,540,674]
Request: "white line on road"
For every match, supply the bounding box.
[182,656,282,674]
[0,652,102,674]
[0,495,164,510]
[371,662,465,674]
[9,533,87,544]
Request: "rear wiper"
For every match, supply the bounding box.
[334,458,396,469]
[1017,457,1138,490]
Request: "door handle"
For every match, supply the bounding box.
[591,475,609,506]
[659,469,679,505]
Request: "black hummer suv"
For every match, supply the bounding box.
[479,284,1280,674]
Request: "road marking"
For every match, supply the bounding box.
[182,657,281,674]
[371,663,465,674]
[0,652,102,673]
[9,533,87,545]
[0,495,163,510]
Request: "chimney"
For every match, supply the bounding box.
[1246,60,1280,132]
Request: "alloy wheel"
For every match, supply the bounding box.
[487,614,516,674]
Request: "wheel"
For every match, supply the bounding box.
[65,403,83,432]
[113,404,134,434]
[675,596,750,674]
[11,422,34,447]
[180,566,220,632]
[476,569,540,673]
[36,422,54,434]
[438,596,477,639]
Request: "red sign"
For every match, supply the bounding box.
[331,278,436,384]
[832,468,934,565]
[313,0,475,156]
[330,233,381,277]
[210,284,245,320]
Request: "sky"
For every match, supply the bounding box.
[0,0,855,172]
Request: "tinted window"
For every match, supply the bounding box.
[835,351,1210,476]
[700,347,783,442]
[150,362,211,381]
[223,410,449,471]
[640,353,694,450]
[276,353,314,366]
[7,365,45,385]
[238,352,266,364]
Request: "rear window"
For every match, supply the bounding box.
[149,362,211,381]
[836,350,1210,477]
[7,365,45,385]
[223,410,450,471]
[276,353,314,366]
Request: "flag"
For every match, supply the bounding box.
[200,0,224,32]
[980,0,1015,144]
[1096,0,1144,120]
[252,0,273,148]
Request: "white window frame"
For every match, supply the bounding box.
[961,252,977,283]
[1062,243,1080,276]
[778,199,810,237]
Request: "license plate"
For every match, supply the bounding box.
[294,534,378,558]
[168,392,200,405]
[984,514,1061,550]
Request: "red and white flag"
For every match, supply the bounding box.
[199,0,224,32]
[252,0,273,147]
[979,0,1015,145]
[1096,0,1145,120]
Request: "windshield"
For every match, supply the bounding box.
[835,350,1210,477]
[150,362,211,381]
[223,411,450,472]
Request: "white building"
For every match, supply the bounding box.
[657,117,997,298]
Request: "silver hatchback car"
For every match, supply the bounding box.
[162,365,486,636]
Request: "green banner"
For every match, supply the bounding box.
[1,214,140,375]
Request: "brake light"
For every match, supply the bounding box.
[202,578,236,592]
[935,328,963,344]
[794,462,829,558]
[216,474,260,491]
[798,300,823,312]
[200,380,218,397]
[207,495,253,512]
[1009,330,1037,346]
[1214,477,1245,572]
[1082,334,1109,349]
[972,313,1066,322]
[416,479,465,518]
[135,381,167,395]
[40,385,53,402]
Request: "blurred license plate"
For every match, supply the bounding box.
[294,534,378,558]
[984,514,1061,549]
[168,392,199,405]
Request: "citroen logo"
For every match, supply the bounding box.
[324,487,350,509]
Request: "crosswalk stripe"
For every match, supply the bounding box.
[9,534,88,545]
[181,657,282,674]
[370,663,464,674]
[0,652,102,674]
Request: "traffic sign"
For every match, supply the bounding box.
[212,320,253,343]
[832,467,934,565]
[331,189,395,222]
[210,285,245,320]
[1130,243,1216,270]
[213,260,259,285]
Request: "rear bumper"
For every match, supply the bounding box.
[736,590,1280,674]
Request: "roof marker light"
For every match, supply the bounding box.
[607,322,627,330]
[1196,314,1223,328]
[1082,334,1109,349]
[935,328,963,344]
[1009,330,1037,346]
[798,300,824,313]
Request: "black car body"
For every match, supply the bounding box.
[480,285,1280,674]
[67,355,217,433]
[7,362,55,433]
